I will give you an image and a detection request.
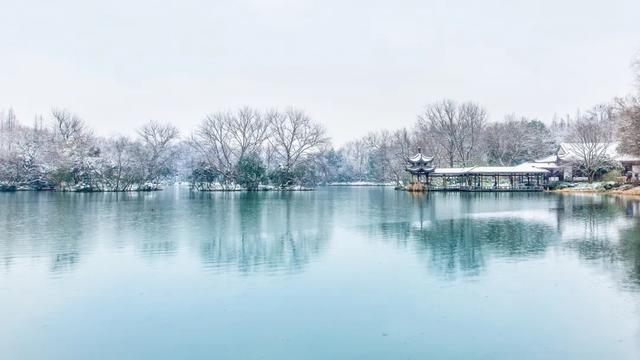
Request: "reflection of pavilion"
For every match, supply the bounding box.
[370,193,558,278]
[405,148,550,192]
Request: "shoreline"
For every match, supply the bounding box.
[0,186,316,193]
[4,184,640,198]
[327,182,396,187]
[550,186,640,198]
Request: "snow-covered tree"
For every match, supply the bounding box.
[137,121,180,189]
[617,96,640,157]
[567,111,616,183]
[484,115,556,165]
[267,108,328,187]
[190,107,269,187]
[417,100,486,167]
[389,128,413,185]
[456,102,487,166]
[97,136,144,191]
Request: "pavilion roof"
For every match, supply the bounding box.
[432,165,548,175]
[406,165,435,173]
[534,154,558,163]
[432,167,474,175]
[408,153,434,164]
[555,142,640,162]
[467,165,549,175]
[520,161,559,169]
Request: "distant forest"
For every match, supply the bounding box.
[1,63,639,192]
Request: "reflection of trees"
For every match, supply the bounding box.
[370,192,640,286]
[0,191,186,274]
[557,194,640,288]
[375,217,556,278]
[618,226,640,287]
[195,192,332,274]
[1,189,639,284]
[368,191,559,278]
[0,190,334,275]
[0,192,99,274]
[422,218,553,276]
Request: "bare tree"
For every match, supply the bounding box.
[0,108,17,131]
[484,115,556,165]
[390,128,413,185]
[633,50,640,89]
[617,96,640,157]
[340,139,369,181]
[412,121,441,165]
[137,121,179,188]
[587,103,617,141]
[49,109,100,190]
[456,102,486,166]
[98,136,140,191]
[611,51,640,161]
[191,111,235,182]
[51,108,88,143]
[268,108,328,186]
[1,125,46,188]
[417,100,485,167]
[190,107,270,186]
[484,117,526,166]
[550,113,573,143]
[418,100,459,167]
[363,130,393,181]
[228,107,270,160]
[567,112,614,182]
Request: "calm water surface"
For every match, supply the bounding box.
[1,188,640,359]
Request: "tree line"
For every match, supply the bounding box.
[1,63,639,191]
[0,107,331,191]
[334,58,640,184]
[336,97,639,183]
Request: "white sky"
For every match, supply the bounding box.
[1,0,639,145]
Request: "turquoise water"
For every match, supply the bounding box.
[1,188,640,359]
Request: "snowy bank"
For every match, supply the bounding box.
[551,181,640,197]
[328,181,396,187]
[193,182,314,192]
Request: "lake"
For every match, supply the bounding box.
[1,187,640,359]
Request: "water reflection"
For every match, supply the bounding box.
[368,193,559,278]
[191,192,332,274]
[367,191,640,287]
[3,188,640,360]
[0,190,333,275]
[1,189,639,283]
[0,192,103,275]
[557,194,640,288]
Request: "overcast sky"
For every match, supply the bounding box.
[2,0,639,145]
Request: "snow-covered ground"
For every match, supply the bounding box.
[552,181,640,195]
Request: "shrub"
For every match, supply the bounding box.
[235,154,266,191]
[601,170,623,183]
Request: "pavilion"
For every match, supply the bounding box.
[406,147,435,185]
[405,149,550,192]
